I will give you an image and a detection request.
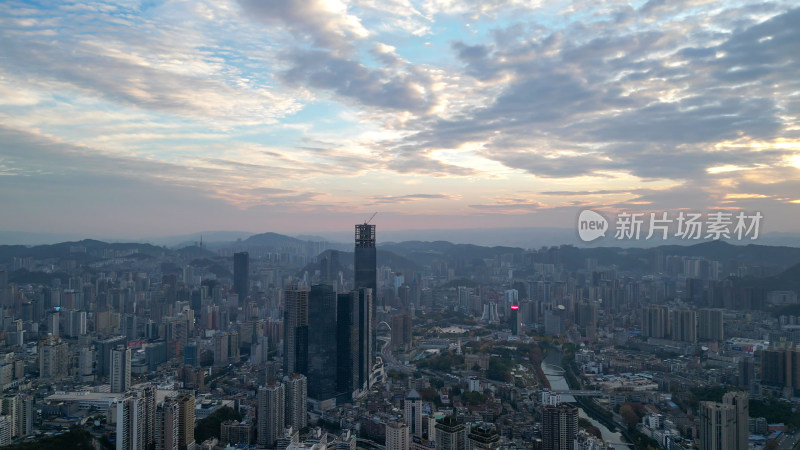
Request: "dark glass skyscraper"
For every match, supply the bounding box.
[308,284,337,401]
[283,286,309,376]
[357,287,373,391]
[354,224,376,295]
[233,252,249,299]
[336,291,359,402]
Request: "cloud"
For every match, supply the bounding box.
[369,193,460,204]
[237,0,369,50]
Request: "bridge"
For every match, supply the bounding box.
[550,390,607,397]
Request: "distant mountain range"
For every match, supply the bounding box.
[3,234,800,294]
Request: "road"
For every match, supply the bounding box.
[778,429,800,450]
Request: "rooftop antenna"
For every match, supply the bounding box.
[365,212,378,224]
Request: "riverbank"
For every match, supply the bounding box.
[542,349,631,449]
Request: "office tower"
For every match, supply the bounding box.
[542,403,578,450]
[110,345,132,393]
[510,305,521,336]
[258,383,285,449]
[234,252,249,299]
[307,284,338,402]
[699,401,736,450]
[723,391,749,450]
[155,397,180,450]
[386,419,410,450]
[38,335,69,380]
[670,309,697,342]
[177,393,195,450]
[435,415,466,450]
[641,305,669,339]
[285,373,308,431]
[284,286,309,376]
[358,288,373,391]
[405,389,423,438]
[466,424,500,450]
[79,345,94,382]
[699,308,724,341]
[336,291,359,401]
[65,309,87,337]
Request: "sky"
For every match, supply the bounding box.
[0,0,799,239]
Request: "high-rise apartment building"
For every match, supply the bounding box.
[233,252,249,299]
[698,308,724,341]
[155,397,180,450]
[258,383,285,449]
[723,391,748,450]
[542,403,578,450]
[177,393,195,450]
[386,419,410,450]
[670,309,697,342]
[699,401,736,450]
[39,335,69,380]
[110,345,131,393]
[641,305,669,339]
[285,373,308,431]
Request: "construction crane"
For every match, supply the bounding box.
[365,212,377,224]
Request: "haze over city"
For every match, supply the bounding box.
[1,0,799,237]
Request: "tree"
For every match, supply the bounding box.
[194,406,242,443]
[620,404,639,428]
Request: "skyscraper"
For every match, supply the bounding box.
[110,345,131,393]
[510,305,521,336]
[258,383,285,449]
[354,223,377,294]
[404,389,423,438]
[358,287,373,391]
[542,403,578,450]
[39,335,69,380]
[336,291,359,402]
[284,373,308,431]
[307,284,338,402]
[233,252,249,299]
[284,286,309,376]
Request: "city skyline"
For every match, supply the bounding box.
[1,0,799,237]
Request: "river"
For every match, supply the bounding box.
[542,349,629,449]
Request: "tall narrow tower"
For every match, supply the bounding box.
[354,223,377,296]
[233,252,249,299]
